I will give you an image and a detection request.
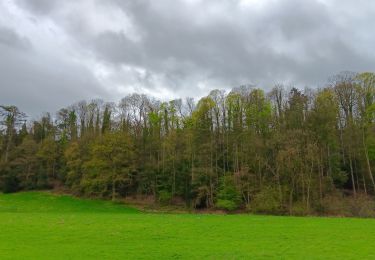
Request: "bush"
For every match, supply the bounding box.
[320,193,350,216]
[2,173,20,193]
[320,192,375,217]
[290,201,309,216]
[215,176,241,211]
[216,199,238,211]
[158,190,172,205]
[349,194,375,217]
[248,187,281,214]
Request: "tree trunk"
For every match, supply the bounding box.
[112,176,116,201]
[362,128,375,192]
[349,153,356,197]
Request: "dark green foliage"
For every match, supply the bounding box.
[158,190,173,205]
[1,171,20,193]
[216,176,241,211]
[216,199,238,211]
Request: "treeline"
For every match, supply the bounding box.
[1,71,375,216]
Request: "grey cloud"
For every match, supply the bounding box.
[0,26,31,50]
[15,0,61,15]
[0,16,109,117]
[0,44,109,117]
[87,0,375,89]
[3,0,375,115]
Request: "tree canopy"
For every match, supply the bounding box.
[1,72,375,215]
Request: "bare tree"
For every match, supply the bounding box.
[0,105,26,162]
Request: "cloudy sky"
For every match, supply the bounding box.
[1,0,374,116]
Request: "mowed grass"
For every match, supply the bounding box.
[1,192,375,259]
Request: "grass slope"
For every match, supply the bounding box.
[1,192,375,259]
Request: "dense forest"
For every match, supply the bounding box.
[1,71,375,216]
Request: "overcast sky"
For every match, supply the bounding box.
[1,0,374,116]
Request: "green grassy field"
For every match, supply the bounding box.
[1,192,375,259]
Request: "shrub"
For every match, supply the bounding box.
[349,194,375,217]
[158,190,172,205]
[320,192,375,217]
[2,173,20,193]
[320,192,350,216]
[216,199,238,211]
[290,201,309,216]
[248,187,281,214]
[215,176,241,211]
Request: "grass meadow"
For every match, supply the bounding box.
[1,192,375,259]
